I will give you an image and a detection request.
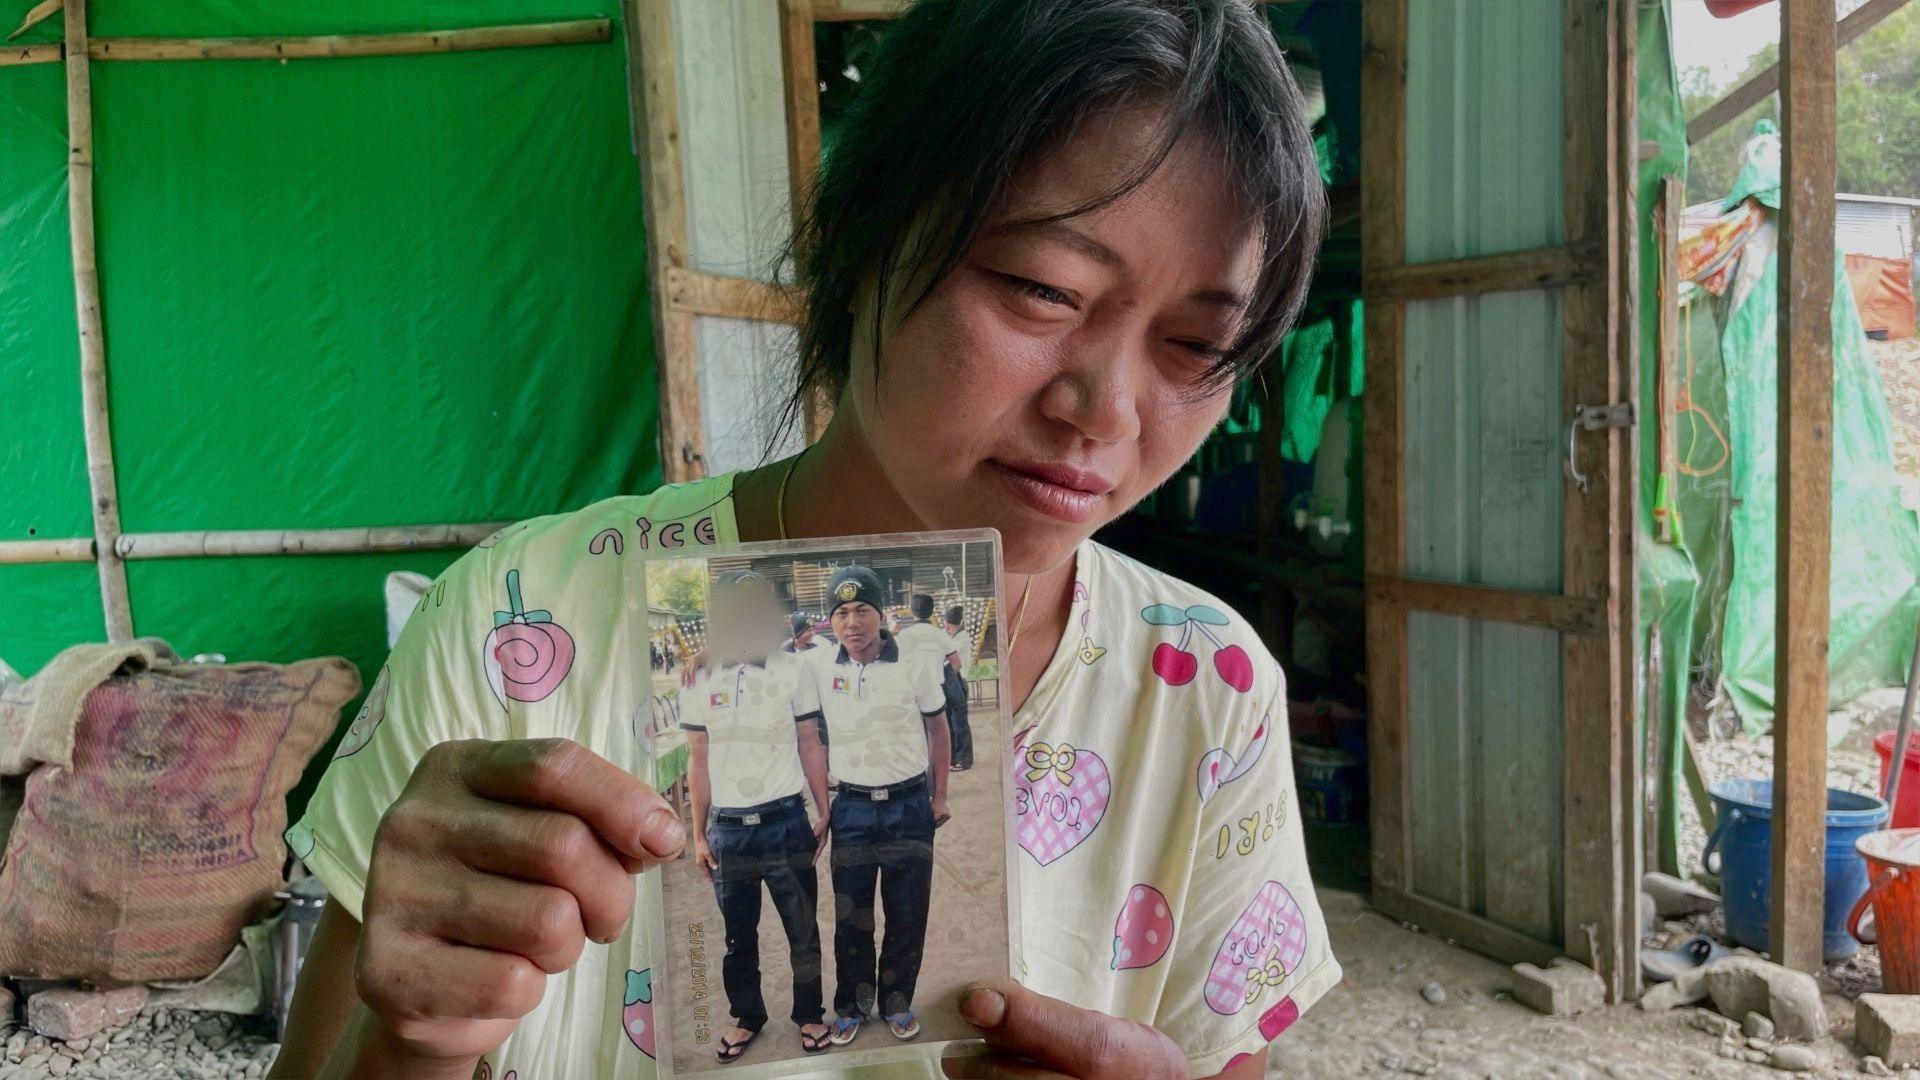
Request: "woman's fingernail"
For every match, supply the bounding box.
[960,987,1006,1028]
[645,807,685,853]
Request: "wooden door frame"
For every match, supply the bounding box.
[1361,0,1641,998]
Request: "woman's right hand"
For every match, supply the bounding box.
[354,738,685,1068]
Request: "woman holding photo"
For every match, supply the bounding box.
[273,1,1337,1077]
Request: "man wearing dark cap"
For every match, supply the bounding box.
[793,565,950,1046]
[782,612,822,655]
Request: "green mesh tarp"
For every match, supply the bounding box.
[1710,137,1920,726]
[1633,0,1701,876]
[1,2,658,804]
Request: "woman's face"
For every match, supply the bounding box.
[845,107,1264,574]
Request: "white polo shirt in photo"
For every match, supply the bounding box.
[894,618,958,674]
[679,653,809,811]
[794,633,946,787]
[947,627,974,672]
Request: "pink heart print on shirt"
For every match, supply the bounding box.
[1112,884,1174,970]
[482,569,575,710]
[1141,603,1253,692]
[1205,881,1310,1016]
[1012,735,1111,865]
[1196,711,1272,804]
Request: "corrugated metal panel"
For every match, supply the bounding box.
[1400,0,1567,944]
[1837,199,1913,260]
[1404,0,1565,263]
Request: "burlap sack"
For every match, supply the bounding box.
[0,651,359,982]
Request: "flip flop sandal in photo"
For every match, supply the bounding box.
[829,1013,863,1046]
[800,1025,833,1053]
[885,1010,921,1040]
[716,1030,756,1063]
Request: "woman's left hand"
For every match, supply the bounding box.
[944,981,1186,1079]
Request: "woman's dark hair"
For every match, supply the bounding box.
[775,0,1325,439]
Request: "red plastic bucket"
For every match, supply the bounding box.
[1873,732,1920,828]
[1850,828,1920,993]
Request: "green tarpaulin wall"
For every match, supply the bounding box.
[1,2,659,807]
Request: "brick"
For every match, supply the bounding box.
[1857,994,1920,1068]
[1510,957,1605,1017]
[24,986,146,1042]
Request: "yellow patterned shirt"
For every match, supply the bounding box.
[288,473,1340,1078]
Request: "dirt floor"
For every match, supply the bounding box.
[656,701,1008,1075]
[1273,889,1906,1079]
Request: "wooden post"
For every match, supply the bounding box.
[64,0,132,642]
[623,0,705,483]
[1771,0,1836,975]
[1655,176,1682,544]
[1359,0,1410,901]
[779,0,835,443]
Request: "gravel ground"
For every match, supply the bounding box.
[1870,336,1920,512]
[0,1010,277,1080]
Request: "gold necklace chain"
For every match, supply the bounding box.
[1005,575,1035,658]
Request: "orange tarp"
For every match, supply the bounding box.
[1846,254,1916,341]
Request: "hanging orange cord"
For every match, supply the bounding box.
[1675,299,1732,479]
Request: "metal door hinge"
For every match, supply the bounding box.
[1565,402,1635,492]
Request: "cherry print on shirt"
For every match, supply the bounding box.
[1258,996,1300,1039]
[1196,711,1272,804]
[1205,882,1310,1016]
[331,665,390,759]
[482,569,576,710]
[588,527,623,555]
[1141,604,1253,692]
[1112,884,1175,970]
[624,968,656,1057]
[1011,733,1112,865]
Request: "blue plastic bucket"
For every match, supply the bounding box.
[1702,779,1889,961]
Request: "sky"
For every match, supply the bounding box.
[1667,0,1872,91]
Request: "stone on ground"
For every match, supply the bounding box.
[1742,1010,1775,1039]
[24,986,147,1042]
[1700,956,1827,1041]
[1689,1008,1741,1038]
[1643,871,1720,917]
[1420,981,1445,1005]
[1511,958,1605,1018]
[1765,1043,1817,1071]
[1862,1054,1892,1076]
[1856,993,1920,1068]
[1640,966,1709,1011]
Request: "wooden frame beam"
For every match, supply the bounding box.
[623,0,705,482]
[1771,0,1837,975]
[664,267,804,324]
[1558,0,1638,1001]
[2,20,610,65]
[1372,888,1564,970]
[1366,242,1602,303]
[1685,0,1907,146]
[778,0,835,442]
[1366,576,1609,637]
[1359,0,1411,902]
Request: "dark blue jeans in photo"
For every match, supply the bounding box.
[708,794,824,1030]
[943,667,973,769]
[829,785,935,1019]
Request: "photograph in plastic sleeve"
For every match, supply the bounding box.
[640,530,1012,1078]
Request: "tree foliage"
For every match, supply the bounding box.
[649,559,708,616]
[1681,3,1920,202]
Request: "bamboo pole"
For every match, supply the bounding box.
[0,20,609,66]
[114,523,511,560]
[2,42,60,66]
[64,0,133,641]
[0,538,94,564]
